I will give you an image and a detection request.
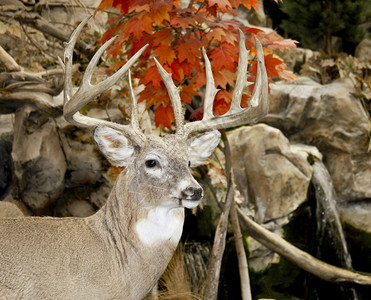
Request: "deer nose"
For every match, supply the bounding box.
[182,187,203,200]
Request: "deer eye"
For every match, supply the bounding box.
[145,159,158,168]
[188,161,191,167]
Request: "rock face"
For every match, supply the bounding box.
[11,105,67,212]
[228,124,317,223]
[57,118,103,188]
[265,77,371,203]
[355,39,371,62]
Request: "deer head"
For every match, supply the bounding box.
[61,15,268,212]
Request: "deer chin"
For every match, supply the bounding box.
[178,198,200,209]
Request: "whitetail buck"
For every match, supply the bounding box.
[0,16,268,299]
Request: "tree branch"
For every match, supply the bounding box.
[237,206,371,286]
[0,46,21,72]
[203,130,234,300]
[230,200,252,300]
[0,92,62,116]
[16,15,94,59]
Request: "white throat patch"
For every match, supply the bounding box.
[135,204,184,246]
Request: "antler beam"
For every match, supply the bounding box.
[183,33,268,137]
[61,15,148,145]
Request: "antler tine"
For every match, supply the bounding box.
[153,58,184,136]
[201,47,219,120]
[127,69,145,140]
[62,15,148,145]
[183,34,268,137]
[63,15,92,107]
[229,29,249,113]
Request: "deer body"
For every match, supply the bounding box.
[0,16,268,299]
[0,135,211,299]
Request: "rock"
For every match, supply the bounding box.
[338,201,371,233]
[355,39,371,62]
[68,199,95,217]
[57,117,103,188]
[89,176,113,208]
[338,200,371,273]
[11,105,67,212]
[276,47,320,72]
[265,77,371,202]
[228,124,316,223]
[0,139,12,200]
[0,114,14,140]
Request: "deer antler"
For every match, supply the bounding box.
[155,29,268,137]
[61,15,148,145]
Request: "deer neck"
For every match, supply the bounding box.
[89,169,185,297]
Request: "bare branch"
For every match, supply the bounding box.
[0,92,62,116]
[204,131,234,300]
[0,45,21,72]
[16,14,94,59]
[230,201,252,300]
[237,207,371,286]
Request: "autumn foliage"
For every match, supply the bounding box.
[95,0,296,129]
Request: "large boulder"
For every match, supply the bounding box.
[11,105,67,212]
[265,76,371,202]
[355,39,371,62]
[228,124,318,223]
[227,124,320,273]
[57,117,103,188]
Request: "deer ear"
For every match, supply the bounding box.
[187,130,221,167]
[94,126,135,167]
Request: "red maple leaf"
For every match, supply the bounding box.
[170,15,197,29]
[209,43,238,72]
[229,0,260,10]
[208,0,232,13]
[140,64,164,89]
[152,28,173,47]
[148,0,171,26]
[213,69,236,89]
[124,15,152,40]
[154,103,175,130]
[176,38,202,65]
[154,45,176,65]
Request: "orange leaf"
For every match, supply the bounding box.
[170,59,198,82]
[264,54,284,79]
[229,0,260,10]
[129,1,150,13]
[153,28,174,46]
[154,103,174,130]
[154,45,177,65]
[208,0,232,13]
[148,1,171,26]
[140,65,163,89]
[138,84,169,108]
[124,16,152,40]
[259,31,298,52]
[95,0,113,13]
[209,43,237,72]
[205,27,226,43]
[180,82,197,104]
[177,39,202,64]
[170,16,197,29]
[214,90,233,116]
[213,69,236,89]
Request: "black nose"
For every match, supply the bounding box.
[182,187,203,200]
